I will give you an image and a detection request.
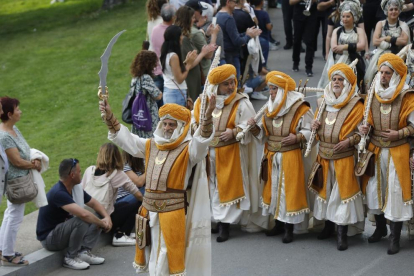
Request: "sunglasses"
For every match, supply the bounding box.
[68,158,79,175]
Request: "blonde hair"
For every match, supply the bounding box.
[96,143,124,175]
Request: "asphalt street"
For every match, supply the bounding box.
[48,7,414,276]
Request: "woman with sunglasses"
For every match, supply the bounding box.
[0,97,41,266]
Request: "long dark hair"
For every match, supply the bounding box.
[175,6,194,37]
[160,25,186,73]
[122,151,145,173]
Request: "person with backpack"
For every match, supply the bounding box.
[129,50,163,138]
[36,159,112,270]
[81,143,143,247]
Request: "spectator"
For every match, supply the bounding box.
[160,25,197,106]
[0,102,8,206]
[0,97,41,266]
[282,0,294,49]
[216,0,261,81]
[81,143,143,247]
[120,151,145,212]
[150,3,177,99]
[197,2,225,65]
[252,0,272,69]
[129,50,163,138]
[146,0,168,43]
[36,158,111,270]
[176,5,216,101]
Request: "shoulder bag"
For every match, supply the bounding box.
[6,170,38,204]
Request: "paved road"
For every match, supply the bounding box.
[49,7,414,276]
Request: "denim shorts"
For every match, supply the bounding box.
[163,87,187,107]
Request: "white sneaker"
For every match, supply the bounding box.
[250,92,268,100]
[63,257,90,270]
[78,250,105,265]
[129,232,136,238]
[269,42,278,51]
[243,85,253,94]
[112,235,136,246]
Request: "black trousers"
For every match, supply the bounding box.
[292,15,317,70]
[363,2,382,47]
[111,198,141,236]
[282,0,294,44]
[314,15,327,57]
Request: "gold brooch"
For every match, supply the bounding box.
[380,104,392,115]
[155,156,166,165]
[268,141,282,151]
[212,110,222,118]
[325,117,336,125]
[153,200,167,211]
[210,137,220,146]
[379,138,391,147]
[272,119,283,128]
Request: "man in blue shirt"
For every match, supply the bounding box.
[36,159,112,270]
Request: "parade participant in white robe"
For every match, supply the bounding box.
[192,64,263,243]
[247,71,313,243]
[359,53,414,255]
[310,63,364,251]
[364,0,410,91]
[99,99,216,276]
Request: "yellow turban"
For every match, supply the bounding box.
[208,64,237,85]
[376,53,407,103]
[265,71,296,118]
[159,103,191,125]
[157,104,191,150]
[208,64,238,104]
[327,63,357,109]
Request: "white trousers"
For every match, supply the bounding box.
[0,200,25,256]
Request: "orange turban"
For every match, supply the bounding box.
[376,53,407,103]
[159,103,191,125]
[327,63,357,109]
[208,64,237,85]
[208,64,238,104]
[265,71,296,118]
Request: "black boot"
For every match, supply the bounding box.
[317,220,335,240]
[216,223,230,243]
[282,223,294,243]
[337,225,348,251]
[211,222,221,234]
[265,220,285,236]
[368,214,388,243]
[387,221,403,255]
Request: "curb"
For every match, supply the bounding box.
[0,233,111,276]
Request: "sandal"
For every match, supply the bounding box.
[1,255,29,266]
[0,251,22,257]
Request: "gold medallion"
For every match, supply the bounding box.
[210,137,220,146]
[155,156,166,165]
[268,141,282,151]
[325,117,336,125]
[380,104,392,115]
[212,110,222,118]
[153,200,167,211]
[320,148,334,157]
[272,119,283,128]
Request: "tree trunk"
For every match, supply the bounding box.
[102,0,127,9]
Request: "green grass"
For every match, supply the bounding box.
[0,0,148,221]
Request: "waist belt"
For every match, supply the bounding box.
[209,131,238,148]
[318,141,355,160]
[371,131,408,148]
[266,135,300,153]
[142,191,186,213]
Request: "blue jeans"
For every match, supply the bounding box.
[153,75,164,108]
[163,87,187,106]
[259,37,270,68]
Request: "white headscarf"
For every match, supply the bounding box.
[206,74,235,110]
[153,114,189,145]
[375,63,408,99]
[324,71,355,112]
[267,84,304,117]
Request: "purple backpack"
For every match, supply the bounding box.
[132,77,152,131]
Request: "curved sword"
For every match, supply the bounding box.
[98,30,126,93]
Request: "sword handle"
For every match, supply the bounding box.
[98,86,108,120]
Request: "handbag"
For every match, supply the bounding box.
[136,206,151,249]
[131,77,152,131]
[172,79,194,110]
[122,80,137,124]
[355,150,375,177]
[6,170,38,204]
[84,166,116,212]
[308,162,324,189]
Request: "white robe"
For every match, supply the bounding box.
[208,98,263,226]
[365,113,414,222]
[255,109,313,224]
[108,124,213,276]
